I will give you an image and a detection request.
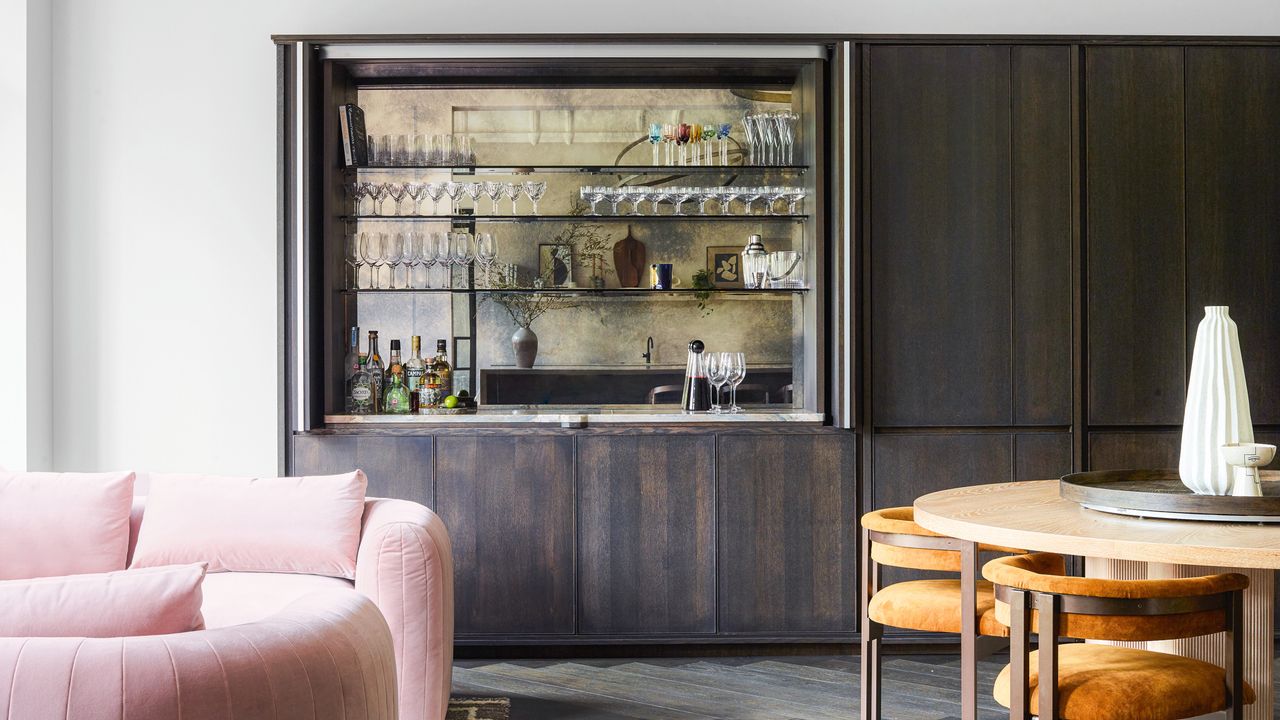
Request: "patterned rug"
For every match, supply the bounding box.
[446,697,511,720]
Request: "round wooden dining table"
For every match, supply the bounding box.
[915,479,1278,720]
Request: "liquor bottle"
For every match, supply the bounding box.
[681,339,712,412]
[420,364,443,411]
[342,326,361,413]
[432,339,453,397]
[348,355,375,415]
[367,330,385,413]
[383,370,411,414]
[405,335,426,412]
[388,339,404,381]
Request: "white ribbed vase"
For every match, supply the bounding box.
[1179,306,1254,495]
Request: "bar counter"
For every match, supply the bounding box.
[324,406,823,427]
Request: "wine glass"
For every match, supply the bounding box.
[451,232,474,288]
[502,182,520,215]
[476,232,498,286]
[423,182,444,215]
[463,182,484,215]
[387,182,408,215]
[404,182,425,215]
[482,181,503,215]
[424,232,446,289]
[361,232,386,289]
[344,233,361,289]
[705,352,729,413]
[443,182,463,215]
[370,183,390,215]
[522,180,547,215]
[384,232,405,289]
[405,232,424,288]
[725,352,747,412]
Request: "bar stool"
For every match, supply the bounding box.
[984,552,1252,720]
[860,507,1052,720]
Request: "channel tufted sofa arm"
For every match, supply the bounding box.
[356,498,455,720]
[0,589,397,720]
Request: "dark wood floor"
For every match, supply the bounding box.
[454,653,1280,720]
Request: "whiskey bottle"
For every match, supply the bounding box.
[405,335,426,411]
[367,331,385,413]
[432,339,453,397]
[349,355,374,415]
[343,326,361,413]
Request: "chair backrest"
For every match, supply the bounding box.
[778,383,794,404]
[646,385,682,404]
[734,383,770,404]
[861,506,1028,573]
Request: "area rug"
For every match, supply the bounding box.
[447,697,511,720]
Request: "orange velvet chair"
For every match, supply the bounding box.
[985,552,1252,720]
[860,507,1051,720]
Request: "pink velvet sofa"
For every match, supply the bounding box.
[0,495,454,720]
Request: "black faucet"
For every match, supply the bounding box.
[642,336,654,365]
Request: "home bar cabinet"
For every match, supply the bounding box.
[277,36,856,645]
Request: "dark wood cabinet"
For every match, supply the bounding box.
[1087,431,1181,471]
[1085,47,1187,426]
[435,435,575,636]
[1014,432,1074,482]
[1185,47,1280,425]
[577,435,715,635]
[718,433,857,634]
[290,435,433,506]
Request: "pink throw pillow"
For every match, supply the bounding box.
[0,563,206,637]
[130,471,367,579]
[0,471,136,580]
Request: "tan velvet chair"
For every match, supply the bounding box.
[860,507,1050,720]
[985,552,1253,720]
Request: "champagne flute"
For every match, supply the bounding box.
[726,352,746,412]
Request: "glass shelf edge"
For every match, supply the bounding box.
[338,214,809,222]
[341,165,808,174]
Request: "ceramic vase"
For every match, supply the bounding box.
[1179,306,1254,495]
[512,326,538,368]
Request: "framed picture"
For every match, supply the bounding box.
[538,244,574,286]
[706,245,743,288]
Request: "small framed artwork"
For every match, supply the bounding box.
[538,244,574,286]
[706,245,743,288]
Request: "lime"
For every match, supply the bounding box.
[443,395,459,409]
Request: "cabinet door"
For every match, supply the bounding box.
[577,435,715,635]
[1087,431,1181,471]
[868,45,1012,426]
[435,435,574,636]
[289,434,432,507]
[1086,47,1187,425]
[718,433,856,634]
[1185,47,1280,424]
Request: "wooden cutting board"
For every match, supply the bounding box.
[612,227,646,288]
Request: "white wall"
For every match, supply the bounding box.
[30,0,1280,475]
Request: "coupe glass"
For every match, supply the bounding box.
[786,187,806,214]
[695,188,713,215]
[741,186,764,215]
[482,181,504,215]
[476,232,498,286]
[502,182,520,215]
[370,183,390,215]
[463,182,484,215]
[443,181,463,215]
[765,186,789,215]
[603,187,625,215]
[522,180,547,215]
[405,182,425,215]
[387,182,408,215]
[705,352,730,413]
[725,352,747,412]
[384,233,405,289]
[581,186,604,215]
[424,182,444,215]
[671,186,693,216]
[641,188,662,215]
[452,232,475,288]
[718,187,739,215]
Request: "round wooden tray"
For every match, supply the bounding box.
[1060,469,1280,523]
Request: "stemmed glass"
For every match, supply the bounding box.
[345,233,361,289]
[725,352,746,412]
[717,123,732,165]
[649,123,662,165]
[502,182,520,215]
[475,232,498,286]
[424,232,446,289]
[704,352,728,413]
[481,179,501,212]
[463,182,484,215]
[581,186,604,215]
[696,188,714,215]
[451,232,475,288]
[443,182,463,215]
[786,187,806,214]
[741,186,764,215]
[405,183,425,215]
[406,232,425,288]
[370,183,390,215]
[424,182,445,215]
[603,187,625,215]
[671,187,693,216]
[384,233,405,289]
[387,183,408,215]
[765,186,789,215]
[361,232,386,289]
[522,180,547,215]
[718,187,739,215]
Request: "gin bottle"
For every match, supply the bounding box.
[348,355,374,415]
[384,371,411,414]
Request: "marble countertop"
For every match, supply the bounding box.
[323,407,823,426]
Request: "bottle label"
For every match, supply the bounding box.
[351,386,372,402]
[407,368,424,391]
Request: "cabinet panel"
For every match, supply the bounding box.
[718,433,856,634]
[1014,432,1074,482]
[1087,431,1181,471]
[1012,46,1074,425]
[868,45,1013,426]
[1085,47,1187,425]
[577,436,715,635]
[435,435,574,636]
[1186,47,1280,424]
[290,434,432,507]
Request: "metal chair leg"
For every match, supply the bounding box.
[960,542,978,720]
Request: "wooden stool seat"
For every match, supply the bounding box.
[868,579,1008,636]
[993,644,1255,720]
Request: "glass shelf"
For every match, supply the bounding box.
[341,287,807,296]
[342,164,808,175]
[340,214,808,223]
